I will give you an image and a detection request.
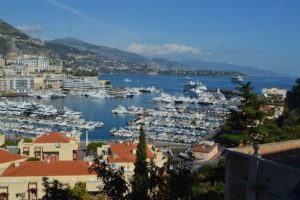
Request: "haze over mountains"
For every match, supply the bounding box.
[0,19,282,76]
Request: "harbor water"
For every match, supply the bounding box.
[11,74,297,141]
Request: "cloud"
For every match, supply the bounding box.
[128,43,211,57]
[47,0,96,23]
[16,24,43,34]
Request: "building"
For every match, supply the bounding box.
[97,142,166,174]
[0,160,99,200]
[43,73,66,90]
[63,77,100,91]
[19,56,50,72]
[261,88,287,119]
[0,57,5,68]
[191,141,219,160]
[18,132,80,161]
[0,135,5,147]
[2,64,30,77]
[0,149,27,175]
[3,76,34,93]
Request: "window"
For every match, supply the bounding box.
[23,147,30,156]
[0,186,8,200]
[28,182,37,200]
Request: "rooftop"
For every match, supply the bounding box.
[1,160,96,177]
[0,149,27,164]
[107,142,154,163]
[32,132,74,144]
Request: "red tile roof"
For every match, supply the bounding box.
[33,132,72,143]
[0,149,26,164]
[1,161,96,177]
[107,143,154,163]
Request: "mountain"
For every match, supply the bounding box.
[178,59,282,76]
[151,58,187,69]
[51,37,150,64]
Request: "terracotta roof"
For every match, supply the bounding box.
[33,132,72,143]
[0,149,27,164]
[1,161,96,177]
[192,143,218,153]
[107,143,154,163]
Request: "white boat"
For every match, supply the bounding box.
[123,78,132,82]
[112,105,127,114]
[231,75,244,83]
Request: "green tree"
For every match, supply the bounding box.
[69,182,92,200]
[287,78,300,111]
[86,142,105,156]
[219,82,265,146]
[148,160,168,200]
[130,125,150,200]
[93,160,129,200]
[42,177,72,200]
[168,158,193,200]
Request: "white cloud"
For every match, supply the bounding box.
[47,0,96,23]
[16,24,43,33]
[128,43,211,57]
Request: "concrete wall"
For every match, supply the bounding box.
[225,149,300,200]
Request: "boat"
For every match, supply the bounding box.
[231,75,244,84]
[112,105,127,114]
[51,93,67,99]
[184,80,207,98]
[123,78,132,82]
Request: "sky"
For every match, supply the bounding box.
[0,0,299,76]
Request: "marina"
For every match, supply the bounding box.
[0,74,296,143]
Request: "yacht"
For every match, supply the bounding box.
[112,105,127,114]
[123,78,132,82]
[184,80,207,98]
[231,75,244,84]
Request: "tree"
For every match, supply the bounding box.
[148,160,168,200]
[93,160,129,200]
[69,182,92,200]
[219,82,265,146]
[130,125,150,200]
[86,142,105,156]
[42,177,72,200]
[287,78,300,111]
[168,158,193,200]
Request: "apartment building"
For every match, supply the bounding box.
[18,132,80,161]
[0,160,99,200]
[97,142,166,174]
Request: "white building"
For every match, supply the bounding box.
[12,55,50,72]
[262,88,287,99]
[4,77,34,93]
[63,77,100,90]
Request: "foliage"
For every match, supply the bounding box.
[168,159,194,200]
[87,142,105,156]
[23,138,33,143]
[192,159,225,200]
[219,81,266,147]
[69,182,92,200]
[93,160,129,200]
[287,78,300,111]
[130,125,149,200]
[26,157,40,161]
[42,177,72,200]
[147,160,168,200]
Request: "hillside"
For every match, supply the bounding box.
[0,19,281,76]
[51,37,150,65]
[178,59,282,76]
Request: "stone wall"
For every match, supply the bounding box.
[225,148,300,200]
